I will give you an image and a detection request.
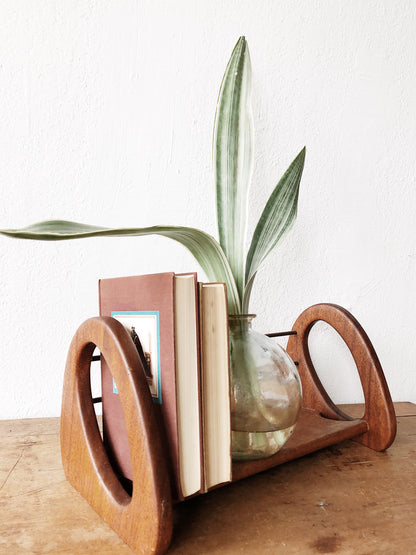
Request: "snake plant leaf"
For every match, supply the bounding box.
[244,147,306,307]
[0,220,241,313]
[214,36,254,303]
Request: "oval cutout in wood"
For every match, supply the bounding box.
[308,320,365,419]
[89,348,133,495]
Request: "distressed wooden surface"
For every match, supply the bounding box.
[0,403,415,554]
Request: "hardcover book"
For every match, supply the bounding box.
[99,272,202,500]
[198,282,232,489]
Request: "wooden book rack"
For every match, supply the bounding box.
[60,303,396,555]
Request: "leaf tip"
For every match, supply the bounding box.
[235,36,249,54]
[297,146,306,165]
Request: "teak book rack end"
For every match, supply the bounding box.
[60,303,396,555]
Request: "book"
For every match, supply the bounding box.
[198,282,232,490]
[99,272,202,500]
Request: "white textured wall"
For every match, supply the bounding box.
[1,1,415,419]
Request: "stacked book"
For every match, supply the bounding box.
[99,272,231,500]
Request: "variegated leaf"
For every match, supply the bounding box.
[213,36,254,303]
[0,220,241,313]
[243,147,306,310]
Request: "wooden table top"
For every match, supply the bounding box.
[1,403,415,554]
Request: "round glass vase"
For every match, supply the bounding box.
[229,314,302,461]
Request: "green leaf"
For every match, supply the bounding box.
[0,220,241,313]
[243,147,306,309]
[214,36,254,304]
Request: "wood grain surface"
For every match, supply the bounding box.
[1,306,404,554]
[60,316,172,554]
[287,303,397,451]
[0,405,415,554]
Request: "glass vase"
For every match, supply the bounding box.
[229,314,302,461]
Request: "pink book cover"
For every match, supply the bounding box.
[99,272,183,498]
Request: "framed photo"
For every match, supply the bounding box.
[111,310,161,403]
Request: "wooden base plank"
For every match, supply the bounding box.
[232,408,368,481]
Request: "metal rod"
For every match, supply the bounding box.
[266,331,297,338]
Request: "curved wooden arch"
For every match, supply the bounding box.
[60,317,172,555]
[286,303,396,451]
